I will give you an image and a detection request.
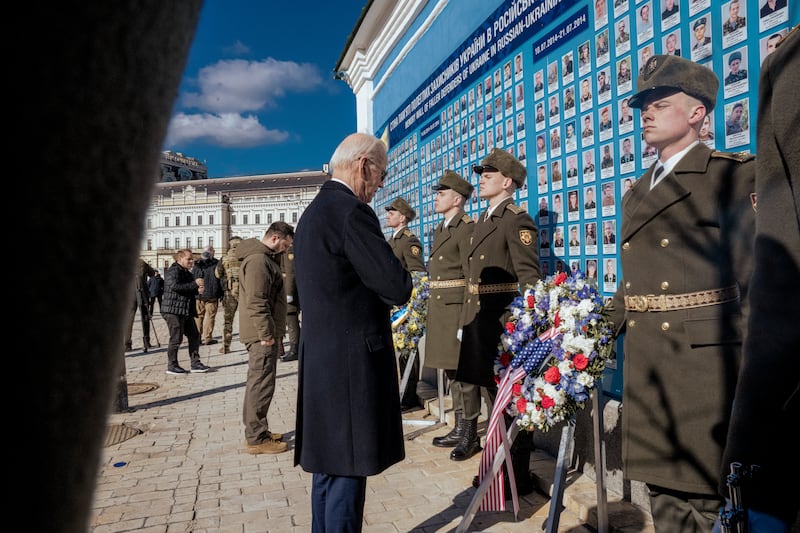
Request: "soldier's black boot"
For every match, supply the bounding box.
[143,337,152,352]
[451,418,481,461]
[432,412,464,447]
[509,429,534,495]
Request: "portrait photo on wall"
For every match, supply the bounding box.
[724,98,750,148]
[759,28,788,64]
[600,143,615,177]
[620,176,636,197]
[583,149,597,182]
[566,153,579,186]
[690,0,712,17]
[619,136,636,174]
[637,1,654,41]
[722,0,748,48]
[691,16,713,61]
[601,180,616,216]
[565,120,578,154]
[638,43,655,75]
[599,105,614,141]
[758,0,788,33]
[597,68,612,102]
[583,184,597,215]
[615,16,631,54]
[661,0,680,30]
[514,52,524,81]
[562,50,575,84]
[581,113,595,142]
[618,97,634,133]
[613,0,629,18]
[595,28,610,65]
[547,61,559,90]
[594,0,608,29]
[534,68,545,97]
[699,112,716,147]
[616,56,632,94]
[537,165,548,194]
[578,41,592,76]
[723,48,749,98]
[563,86,576,118]
[663,28,682,56]
[580,77,593,110]
[584,221,598,252]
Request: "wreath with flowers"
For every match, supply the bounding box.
[391,270,430,360]
[494,271,615,432]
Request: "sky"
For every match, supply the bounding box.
[163,1,370,178]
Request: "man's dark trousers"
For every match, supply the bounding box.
[311,473,367,533]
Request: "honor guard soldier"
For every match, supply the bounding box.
[215,236,242,354]
[422,170,479,460]
[607,54,756,533]
[280,246,300,362]
[459,147,541,495]
[385,196,427,410]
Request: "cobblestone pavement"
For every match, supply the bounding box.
[90,308,652,532]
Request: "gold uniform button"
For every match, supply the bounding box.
[660,281,669,290]
[480,254,485,260]
[628,319,636,327]
[438,255,443,260]
[660,238,669,247]
[661,322,670,331]
[467,298,472,304]
[625,281,631,289]
[622,242,630,250]
[436,295,441,300]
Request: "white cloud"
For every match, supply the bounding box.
[165,112,289,148]
[181,57,323,113]
[166,57,322,149]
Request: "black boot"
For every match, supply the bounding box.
[143,337,152,353]
[450,418,481,461]
[432,412,464,447]
[509,429,534,495]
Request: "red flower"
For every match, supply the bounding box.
[541,395,555,409]
[516,396,527,413]
[505,321,515,334]
[512,382,522,395]
[499,351,512,366]
[573,353,588,370]
[554,272,568,285]
[544,366,561,384]
[526,294,535,308]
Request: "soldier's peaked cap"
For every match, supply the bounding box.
[473,148,527,187]
[628,54,719,112]
[385,197,416,221]
[433,169,474,197]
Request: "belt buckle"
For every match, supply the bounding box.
[634,295,649,312]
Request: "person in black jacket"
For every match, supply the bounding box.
[147,270,164,315]
[192,245,224,345]
[162,249,211,374]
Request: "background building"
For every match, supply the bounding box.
[159,150,209,182]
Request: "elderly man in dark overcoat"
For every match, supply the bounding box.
[719,26,800,531]
[293,132,412,532]
[607,55,756,532]
[423,170,477,460]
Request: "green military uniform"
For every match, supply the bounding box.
[385,197,426,408]
[720,27,800,527]
[612,55,757,528]
[215,236,242,353]
[722,16,745,34]
[280,246,300,361]
[422,171,481,457]
[458,148,541,489]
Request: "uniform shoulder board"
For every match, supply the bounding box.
[711,151,755,163]
[461,214,474,224]
[505,203,524,215]
[402,228,414,237]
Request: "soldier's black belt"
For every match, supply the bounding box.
[624,285,739,312]
[468,282,519,295]
[429,279,467,289]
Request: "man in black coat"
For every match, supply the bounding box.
[719,26,799,531]
[293,133,412,531]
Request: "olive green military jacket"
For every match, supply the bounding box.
[607,143,756,494]
[424,210,474,370]
[457,197,541,387]
[389,227,426,273]
[216,250,241,299]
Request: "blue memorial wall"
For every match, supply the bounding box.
[371,0,796,398]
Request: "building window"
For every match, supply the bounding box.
[175,216,180,226]
[209,215,214,225]
[174,238,180,248]
[146,217,152,229]
[231,214,236,225]
[243,214,249,225]
[279,212,285,222]
[292,212,298,223]
[197,237,203,248]
[186,237,191,248]
[186,216,191,226]
[197,215,203,225]
[147,239,152,251]
[209,237,214,248]
[164,217,169,227]
[255,214,261,225]
[164,238,169,249]
[268,213,273,223]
